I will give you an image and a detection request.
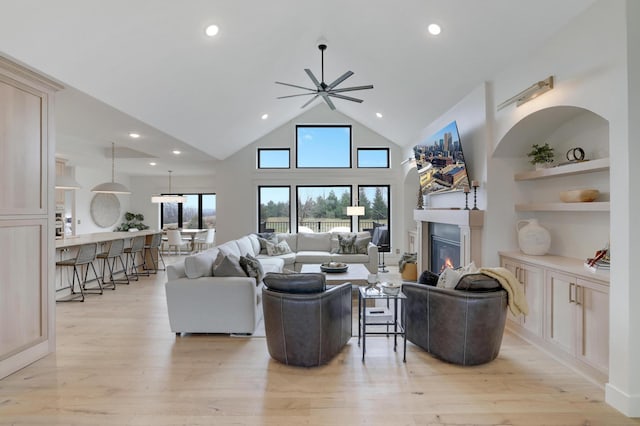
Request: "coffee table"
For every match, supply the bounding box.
[299,263,370,286]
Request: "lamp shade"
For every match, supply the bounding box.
[91,181,131,194]
[55,174,81,190]
[346,206,365,216]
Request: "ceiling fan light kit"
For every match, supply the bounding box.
[276,43,373,110]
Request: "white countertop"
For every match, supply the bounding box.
[55,229,158,249]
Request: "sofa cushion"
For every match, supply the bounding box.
[336,233,357,254]
[258,257,285,274]
[239,254,265,283]
[355,236,372,254]
[256,252,296,265]
[297,232,331,252]
[247,234,261,256]
[218,240,241,258]
[256,232,278,254]
[266,240,292,256]
[331,253,369,263]
[295,251,331,264]
[235,236,255,257]
[330,231,370,252]
[263,272,326,294]
[436,267,461,289]
[213,252,246,277]
[184,248,219,279]
[277,233,297,252]
[455,273,502,292]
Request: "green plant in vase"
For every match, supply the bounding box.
[527,143,555,169]
[114,212,149,232]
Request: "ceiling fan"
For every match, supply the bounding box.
[276,43,373,110]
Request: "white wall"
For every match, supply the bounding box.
[215,103,404,255]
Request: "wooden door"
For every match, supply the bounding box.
[520,262,544,337]
[545,270,576,355]
[576,278,609,374]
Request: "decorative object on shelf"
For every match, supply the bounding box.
[90,193,121,228]
[471,180,479,210]
[560,188,600,203]
[320,262,348,273]
[584,243,610,272]
[566,147,585,163]
[463,184,470,210]
[91,142,131,194]
[114,212,149,232]
[527,142,555,169]
[497,75,554,110]
[151,170,187,203]
[416,187,424,210]
[516,219,551,255]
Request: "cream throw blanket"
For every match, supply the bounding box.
[479,267,529,317]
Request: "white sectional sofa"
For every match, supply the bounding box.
[165,232,378,335]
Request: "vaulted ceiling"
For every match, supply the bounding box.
[0,0,596,176]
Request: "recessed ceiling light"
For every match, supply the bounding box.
[376,112,383,118]
[172,150,181,155]
[428,23,441,36]
[261,113,269,120]
[129,132,140,139]
[149,162,157,166]
[205,24,219,37]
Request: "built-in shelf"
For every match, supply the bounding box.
[499,251,609,284]
[514,157,609,181]
[515,202,610,212]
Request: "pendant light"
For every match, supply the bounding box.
[91,142,131,194]
[151,170,187,203]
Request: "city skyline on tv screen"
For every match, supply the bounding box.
[413,120,471,195]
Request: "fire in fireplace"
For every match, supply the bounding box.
[429,223,461,273]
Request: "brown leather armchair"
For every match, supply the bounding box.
[402,271,508,365]
[262,273,352,367]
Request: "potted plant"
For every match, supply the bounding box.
[527,143,555,169]
[114,212,149,232]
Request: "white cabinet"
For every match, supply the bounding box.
[499,251,609,385]
[501,256,544,337]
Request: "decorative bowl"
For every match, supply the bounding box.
[320,262,348,273]
[381,282,401,296]
[560,189,600,203]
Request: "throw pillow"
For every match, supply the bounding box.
[256,233,277,254]
[337,234,357,254]
[436,267,462,289]
[266,240,292,256]
[355,235,372,254]
[239,254,265,283]
[212,252,246,277]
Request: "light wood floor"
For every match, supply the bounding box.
[0,258,636,425]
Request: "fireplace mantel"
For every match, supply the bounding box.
[413,209,484,273]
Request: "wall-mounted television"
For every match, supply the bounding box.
[413,120,471,195]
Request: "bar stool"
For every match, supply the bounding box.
[143,232,165,273]
[96,239,129,288]
[124,235,146,280]
[55,243,103,302]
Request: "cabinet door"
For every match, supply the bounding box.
[520,263,544,337]
[545,270,576,354]
[501,257,522,325]
[576,278,609,374]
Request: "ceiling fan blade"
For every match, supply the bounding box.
[277,93,317,99]
[329,84,374,93]
[275,81,316,92]
[300,94,320,108]
[304,69,322,89]
[320,93,336,110]
[327,71,354,90]
[328,93,363,103]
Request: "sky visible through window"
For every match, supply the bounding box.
[358,149,388,167]
[259,149,289,168]
[297,126,351,168]
[260,186,383,205]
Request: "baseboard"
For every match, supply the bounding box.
[606,383,640,417]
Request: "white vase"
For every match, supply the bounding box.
[516,219,551,255]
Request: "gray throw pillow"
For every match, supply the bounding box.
[212,252,246,277]
[337,234,357,254]
[355,235,371,254]
[239,254,265,283]
[256,233,277,254]
[266,240,292,256]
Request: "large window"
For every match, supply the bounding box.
[296,186,352,233]
[296,125,352,168]
[258,186,290,233]
[258,148,290,169]
[160,193,216,229]
[357,148,389,168]
[357,185,390,234]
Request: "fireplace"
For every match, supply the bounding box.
[413,209,484,275]
[430,223,461,273]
